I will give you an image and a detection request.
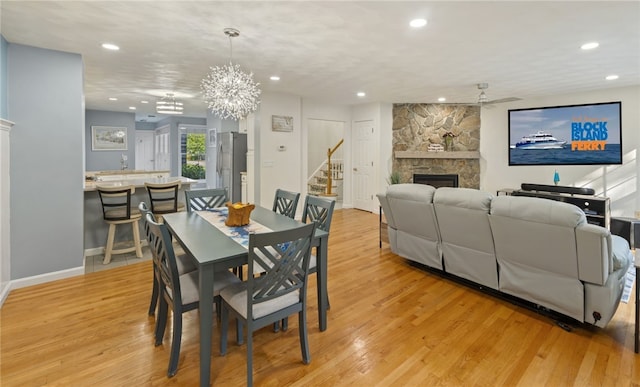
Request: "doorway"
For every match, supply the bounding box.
[307,119,345,204]
[179,124,207,188]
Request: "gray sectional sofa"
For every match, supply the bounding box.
[377,183,632,327]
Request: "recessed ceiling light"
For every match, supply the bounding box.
[357,92,366,97]
[101,43,120,51]
[108,97,117,101]
[270,76,280,81]
[605,74,619,80]
[140,100,149,104]
[129,106,136,110]
[581,42,599,50]
[410,18,427,28]
[438,97,446,102]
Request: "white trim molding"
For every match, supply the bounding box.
[0,118,14,308]
[9,266,85,290]
[0,118,14,131]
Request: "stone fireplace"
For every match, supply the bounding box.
[392,104,480,188]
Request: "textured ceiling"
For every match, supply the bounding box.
[1,1,639,122]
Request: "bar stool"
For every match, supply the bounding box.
[144,181,185,222]
[96,185,143,265]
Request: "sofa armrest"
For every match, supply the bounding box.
[574,222,631,286]
[575,223,611,285]
[376,192,396,229]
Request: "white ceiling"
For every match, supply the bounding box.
[1,1,639,122]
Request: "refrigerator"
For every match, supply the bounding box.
[216,132,247,203]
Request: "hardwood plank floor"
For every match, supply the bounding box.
[2,208,640,386]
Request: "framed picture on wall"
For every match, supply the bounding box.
[272,115,293,132]
[91,126,128,151]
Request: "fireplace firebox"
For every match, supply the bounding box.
[413,174,459,188]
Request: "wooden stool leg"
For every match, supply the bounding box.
[103,223,116,265]
[132,219,143,258]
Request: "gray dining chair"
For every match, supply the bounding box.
[185,188,228,212]
[272,189,301,219]
[139,201,196,317]
[302,195,336,294]
[280,195,336,331]
[147,213,241,378]
[219,222,316,387]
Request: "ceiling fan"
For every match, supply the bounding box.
[476,83,521,106]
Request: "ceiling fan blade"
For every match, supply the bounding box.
[486,97,522,104]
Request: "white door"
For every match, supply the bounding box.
[352,120,375,211]
[135,130,154,170]
[155,127,170,171]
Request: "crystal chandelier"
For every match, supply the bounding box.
[201,28,261,121]
[156,93,184,115]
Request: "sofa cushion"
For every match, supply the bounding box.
[433,187,492,212]
[611,234,632,272]
[387,183,436,202]
[434,187,498,289]
[383,183,442,269]
[490,195,586,227]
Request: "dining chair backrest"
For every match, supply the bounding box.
[301,195,336,233]
[97,185,135,221]
[145,181,182,215]
[272,189,301,219]
[246,222,316,321]
[185,188,228,213]
[138,201,154,239]
[145,213,182,305]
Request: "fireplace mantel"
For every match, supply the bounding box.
[395,151,480,159]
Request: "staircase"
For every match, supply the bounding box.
[308,160,344,197]
[308,139,344,198]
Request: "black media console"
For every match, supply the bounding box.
[511,183,610,228]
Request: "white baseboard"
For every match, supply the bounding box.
[9,266,85,290]
[0,281,11,308]
[83,246,105,257]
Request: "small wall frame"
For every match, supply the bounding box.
[91,126,128,151]
[272,115,293,132]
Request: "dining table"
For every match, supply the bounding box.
[162,206,329,387]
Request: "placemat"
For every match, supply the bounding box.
[196,208,272,248]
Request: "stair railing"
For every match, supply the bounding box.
[326,139,344,196]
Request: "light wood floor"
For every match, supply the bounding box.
[2,208,640,386]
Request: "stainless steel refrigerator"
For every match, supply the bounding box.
[216,132,247,203]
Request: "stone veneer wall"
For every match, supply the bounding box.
[392,104,481,188]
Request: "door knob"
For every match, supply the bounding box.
[353,168,358,172]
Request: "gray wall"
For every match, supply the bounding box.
[85,110,135,171]
[8,43,84,279]
[1,35,7,119]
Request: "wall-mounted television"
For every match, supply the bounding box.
[508,101,622,166]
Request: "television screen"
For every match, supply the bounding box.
[508,101,622,166]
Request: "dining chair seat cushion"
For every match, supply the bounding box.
[176,254,197,275]
[152,202,186,214]
[104,208,142,220]
[220,282,300,320]
[177,270,242,305]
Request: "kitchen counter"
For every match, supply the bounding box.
[84,174,197,255]
[84,176,197,191]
